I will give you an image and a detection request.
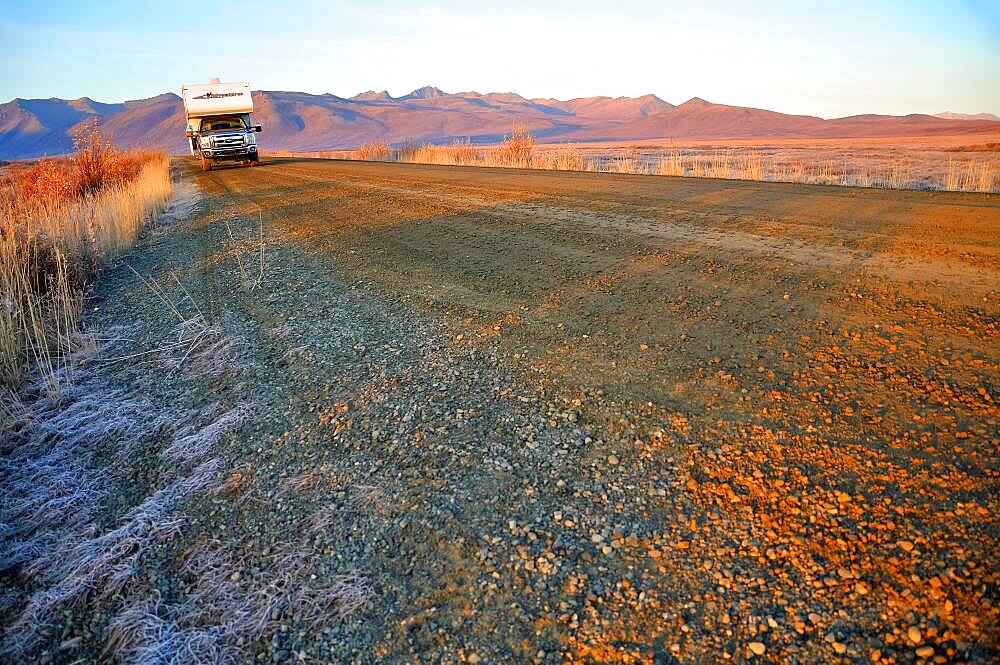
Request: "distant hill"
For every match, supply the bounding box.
[1,86,998,159]
[935,111,1000,122]
[0,93,186,158]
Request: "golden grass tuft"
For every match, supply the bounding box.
[533,146,587,172]
[353,141,390,161]
[406,140,480,166]
[489,124,534,168]
[440,139,480,166]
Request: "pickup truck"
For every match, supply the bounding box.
[182,79,262,170]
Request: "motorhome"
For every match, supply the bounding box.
[181,79,261,170]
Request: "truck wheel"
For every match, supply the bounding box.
[200,156,212,171]
[249,153,259,166]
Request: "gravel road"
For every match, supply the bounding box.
[17,158,1000,663]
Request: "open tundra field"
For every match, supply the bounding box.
[3,158,999,663]
[271,132,1000,194]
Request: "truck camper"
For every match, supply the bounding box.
[181,78,261,170]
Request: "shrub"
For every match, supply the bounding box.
[14,159,78,210]
[491,124,534,168]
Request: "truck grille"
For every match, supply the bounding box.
[213,134,245,148]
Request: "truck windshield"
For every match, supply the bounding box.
[200,117,246,132]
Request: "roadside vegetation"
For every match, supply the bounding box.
[0,125,171,393]
[1,141,373,662]
[342,127,999,193]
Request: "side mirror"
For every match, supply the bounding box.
[185,130,195,138]
[254,125,263,133]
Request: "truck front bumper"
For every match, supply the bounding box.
[202,146,258,160]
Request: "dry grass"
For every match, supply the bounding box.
[269,149,355,160]
[0,128,171,393]
[1,131,372,662]
[223,212,266,291]
[3,448,224,657]
[735,150,764,181]
[656,148,685,177]
[0,319,256,658]
[413,139,480,166]
[351,125,536,170]
[340,128,1000,193]
[0,346,169,577]
[164,404,250,464]
[355,141,390,161]
[105,532,372,664]
[106,266,240,381]
[0,236,81,394]
[945,158,997,192]
[490,124,534,168]
[0,330,227,656]
[533,146,587,171]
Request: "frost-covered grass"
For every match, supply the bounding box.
[1,303,369,662]
[0,334,227,656]
[107,538,371,665]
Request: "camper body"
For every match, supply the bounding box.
[181,80,261,170]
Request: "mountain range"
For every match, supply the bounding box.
[933,111,1000,122]
[1,86,998,159]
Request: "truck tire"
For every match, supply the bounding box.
[249,152,259,166]
[200,156,213,171]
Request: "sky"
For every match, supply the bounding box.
[1,0,998,118]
